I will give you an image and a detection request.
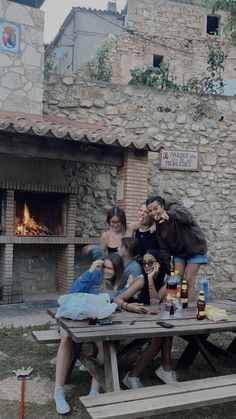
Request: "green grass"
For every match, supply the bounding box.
[0,324,58,380]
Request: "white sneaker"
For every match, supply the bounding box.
[155,365,179,384]
[79,363,88,372]
[54,387,70,415]
[88,388,100,397]
[122,372,143,389]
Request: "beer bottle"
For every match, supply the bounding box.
[197,290,206,320]
[174,271,181,299]
[181,279,188,309]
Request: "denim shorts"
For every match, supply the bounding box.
[173,253,208,264]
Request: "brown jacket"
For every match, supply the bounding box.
[156,199,207,268]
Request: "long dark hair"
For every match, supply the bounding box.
[106,206,127,232]
[121,237,140,259]
[139,249,169,304]
[101,253,124,291]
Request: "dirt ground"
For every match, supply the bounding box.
[1,299,236,419]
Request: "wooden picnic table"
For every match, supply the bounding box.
[50,299,236,393]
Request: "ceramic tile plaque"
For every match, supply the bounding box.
[160,149,199,171]
[0,19,20,54]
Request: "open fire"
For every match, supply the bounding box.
[15,201,54,236]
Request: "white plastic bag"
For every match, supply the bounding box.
[55,292,117,320]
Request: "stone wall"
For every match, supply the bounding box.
[112,0,235,85]
[0,0,44,114]
[44,73,236,287]
[63,161,117,238]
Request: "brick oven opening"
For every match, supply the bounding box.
[15,192,67,236]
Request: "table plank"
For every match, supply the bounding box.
[63,314,236,343]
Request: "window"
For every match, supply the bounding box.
[207,16,219,35]
[153,55,164,68]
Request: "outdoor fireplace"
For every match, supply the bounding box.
[0,184,77,303]
[15,192,67,237]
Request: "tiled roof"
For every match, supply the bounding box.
[0,111,161,151]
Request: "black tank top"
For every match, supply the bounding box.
[134,229,159,256]
[107,246,119,253]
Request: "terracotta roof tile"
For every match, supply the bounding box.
[0,111,162,151]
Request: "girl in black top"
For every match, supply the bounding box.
[122,249,178,390]
[134,203,159,257]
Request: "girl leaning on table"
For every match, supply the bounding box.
[54,252,145,415]
[122,249,179,390]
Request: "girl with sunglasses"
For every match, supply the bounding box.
[122,249,178,389]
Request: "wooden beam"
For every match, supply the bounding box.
[0,132,124,167]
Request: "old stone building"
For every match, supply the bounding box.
[45,3,124,76]
[46,0,236,93]
[0,0,45,114]
[0,0,235,302]
[0,0,149,302]
[43,73,236,294]
[112,0,236,88]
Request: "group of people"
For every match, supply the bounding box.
[54,196,208,415]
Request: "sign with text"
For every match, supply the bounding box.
[160,149,199,171]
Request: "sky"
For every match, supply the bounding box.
[41,0,126,43]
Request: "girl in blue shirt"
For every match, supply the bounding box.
[54,253,145,415]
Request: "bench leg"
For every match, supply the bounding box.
[194,336,218,373]
[65,342,82,383]
[177,335,218,372]
[227,335,236,355]
[177,336,200,369]
[103,341,120,392]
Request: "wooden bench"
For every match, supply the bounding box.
[32,329,61,344]
[79,374,236,419]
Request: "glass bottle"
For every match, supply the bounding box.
[181,279,188,309]
[197,271,209,303]
[197,290,206,320]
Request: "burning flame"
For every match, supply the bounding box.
[15,202,47,236]
[22,202,37,229]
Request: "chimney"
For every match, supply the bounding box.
[107,0,117,13]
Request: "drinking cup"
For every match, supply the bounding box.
[161,302,171,319]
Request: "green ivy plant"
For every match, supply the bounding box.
[129,61,179,90]
[185,35,226,94]
[84,34,116,82]
[129,36,226,95]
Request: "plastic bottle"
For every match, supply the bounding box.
[197,271,208,304]
[197,290,206,320]
[181,279,188,309]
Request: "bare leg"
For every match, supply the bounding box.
[90,341,103,393]
[55,328,75,388]
[184,263,201,302]
[130,338,164,377]
[161,337,173,371]
[173,261,186,278]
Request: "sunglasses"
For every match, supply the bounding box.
[141,260,157,267]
